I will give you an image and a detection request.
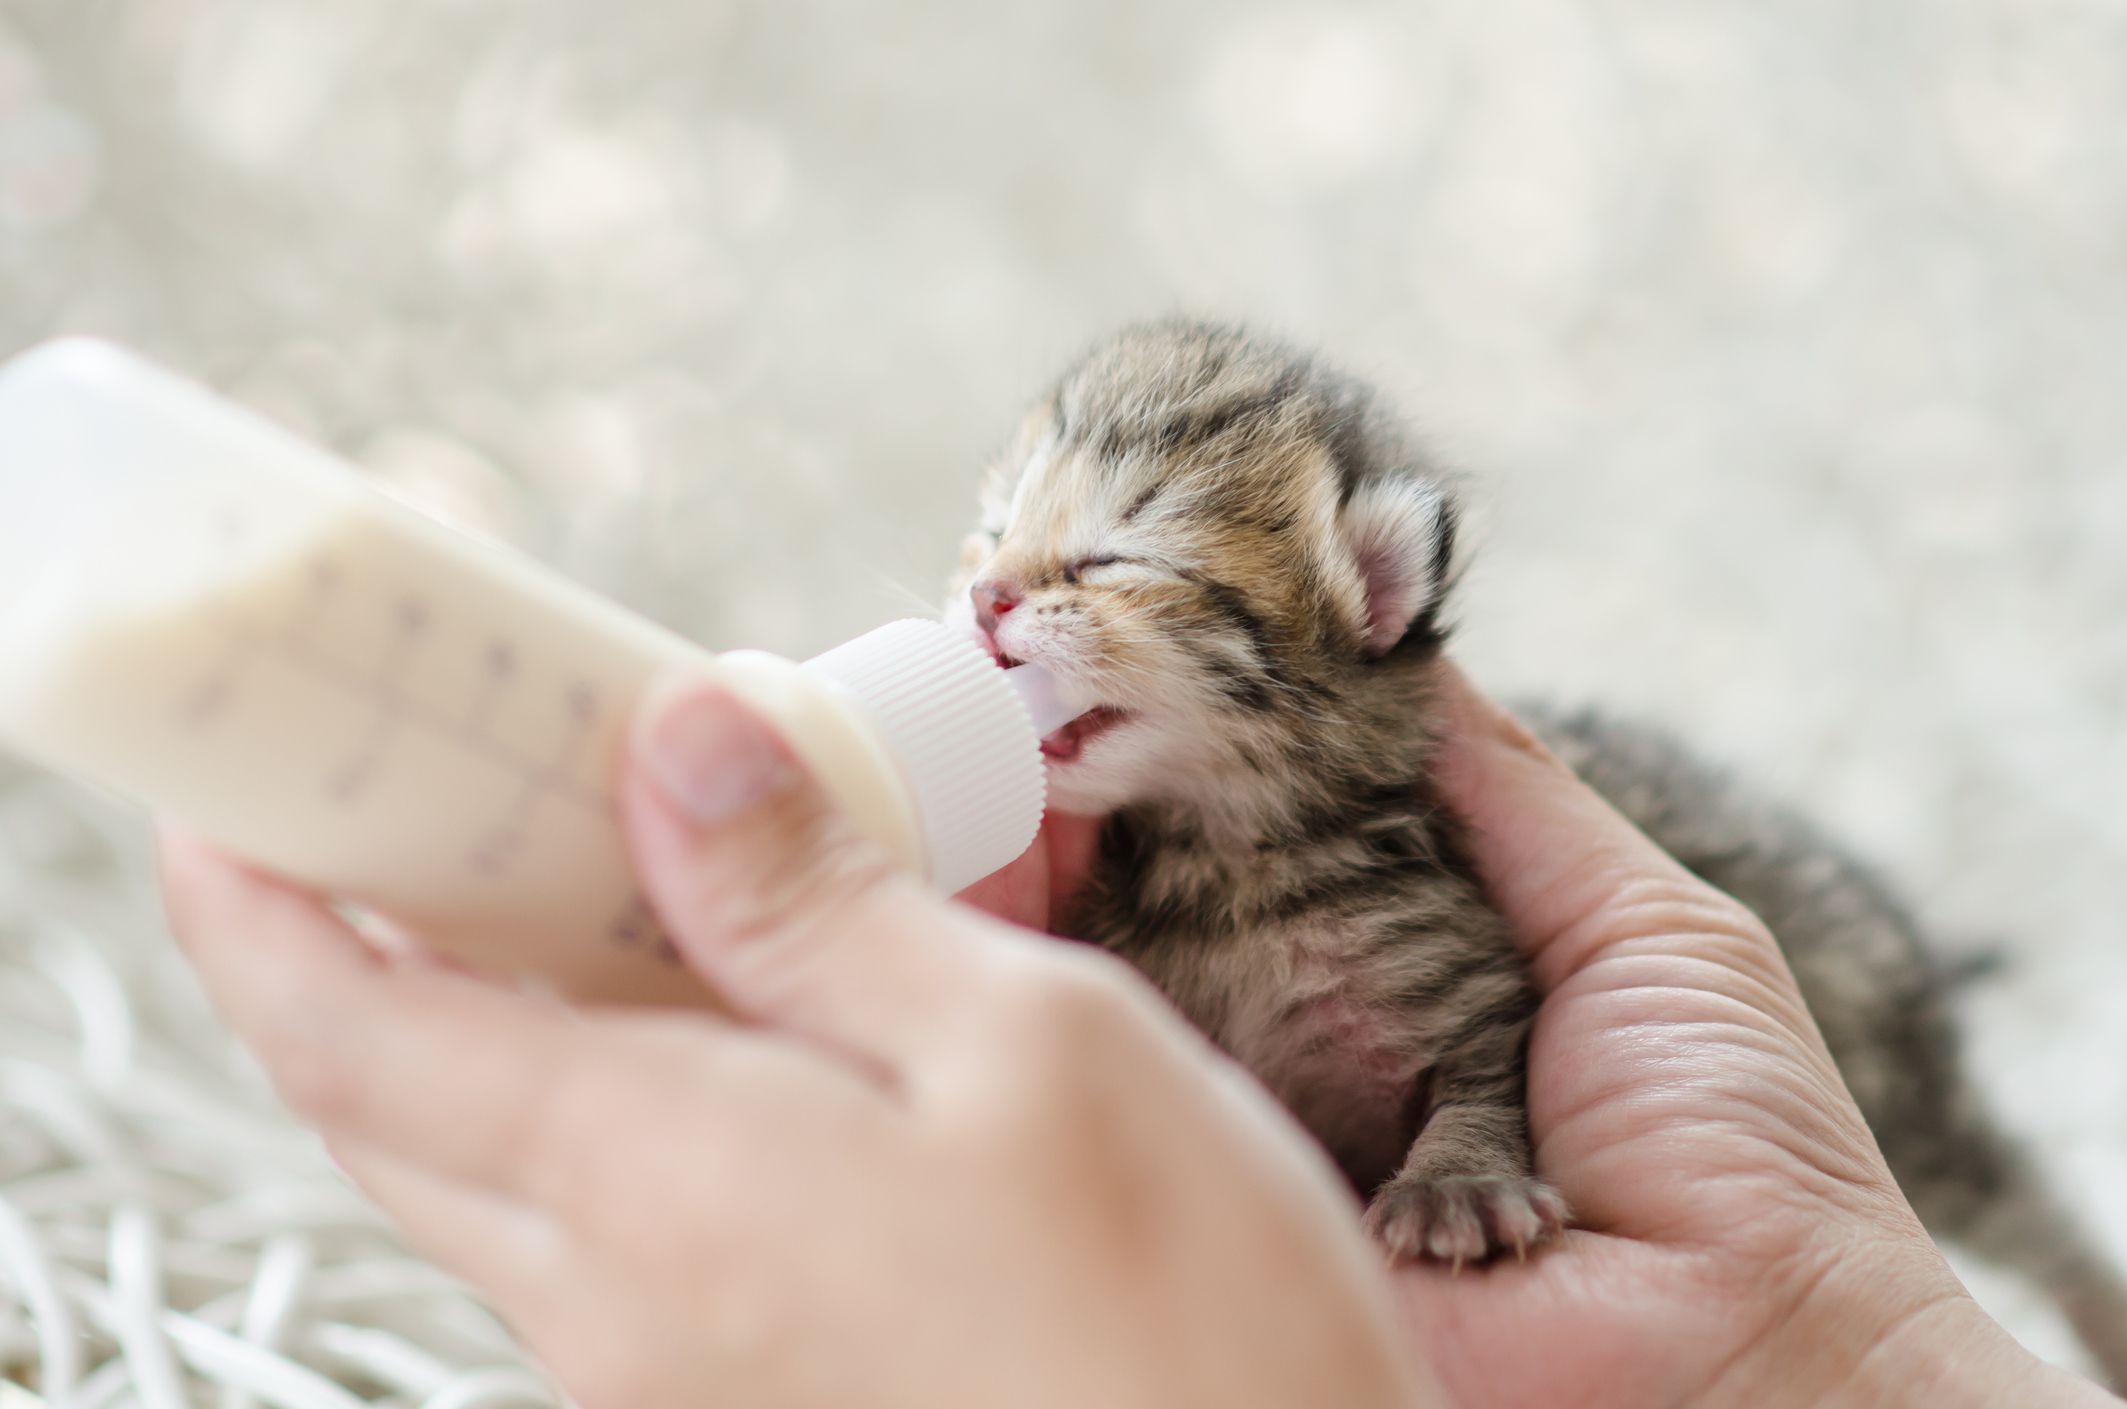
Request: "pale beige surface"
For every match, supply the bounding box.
[1,0,2122,1387]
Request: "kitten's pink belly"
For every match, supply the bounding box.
[1233,990,1423,1190]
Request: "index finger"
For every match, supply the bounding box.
[158,832,883,1205]
[953,810,1103,932]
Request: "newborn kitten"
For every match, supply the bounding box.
[944,320,2127,1385]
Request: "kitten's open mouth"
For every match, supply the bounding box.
[1039,707,1125,762]
[992,645,1124,762]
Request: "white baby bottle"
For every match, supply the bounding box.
[0,340,1078,1003]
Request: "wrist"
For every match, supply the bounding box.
[1763,1228,2115,1409]
[1835,1292,2115,1409]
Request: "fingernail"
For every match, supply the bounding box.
[641,683,797,823]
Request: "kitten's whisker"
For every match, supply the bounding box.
[868,571,949,620]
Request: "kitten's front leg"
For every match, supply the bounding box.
[1364,1001,1567,1267]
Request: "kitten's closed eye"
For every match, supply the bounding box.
[1059,554,1167,586]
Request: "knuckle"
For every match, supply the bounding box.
[521,1067,640,1215]
[524,1069,722,1267]
[672,798,902,962]
[270,1028,360,1126]
[992,947,1150,1069]
[1563,869,1809,1008]
[749,822,898,946]
[941,955,1162,1175]
[247,972,370,1126]
[1601,870,1774,948]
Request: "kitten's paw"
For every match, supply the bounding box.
[1363,1173,1568,1268]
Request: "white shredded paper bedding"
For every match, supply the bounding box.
[0,774,561,1406]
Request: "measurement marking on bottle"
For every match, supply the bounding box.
[168,545,719,966]
[469,679,603,876]
[179,559,617,874]
[327,595,429,803]
[462,639,516,739]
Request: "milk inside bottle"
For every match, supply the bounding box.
[0,340,1074,1003]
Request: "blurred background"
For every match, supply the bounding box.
[1,0,2122,1392]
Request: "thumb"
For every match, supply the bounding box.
[620,676,1007,1065]
[1430,663,1806,1015]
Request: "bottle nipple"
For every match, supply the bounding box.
[1002,662,1083,739]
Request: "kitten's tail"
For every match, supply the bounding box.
[1926,1135,2127,1392]
[1938,943,2009,989]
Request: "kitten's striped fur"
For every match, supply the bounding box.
[945,320,2127,1381]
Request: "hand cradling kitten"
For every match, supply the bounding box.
[944,319,2127,1385]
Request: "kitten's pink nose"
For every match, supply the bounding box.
[970,577,1021,634]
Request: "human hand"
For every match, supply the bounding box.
[160,680,1438,1409]
[951,805,1099,934]
[1387,666,2115,1409]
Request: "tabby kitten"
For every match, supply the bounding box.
[943,319,2127,1387]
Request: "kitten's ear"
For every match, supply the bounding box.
[1338,476,1455,655]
